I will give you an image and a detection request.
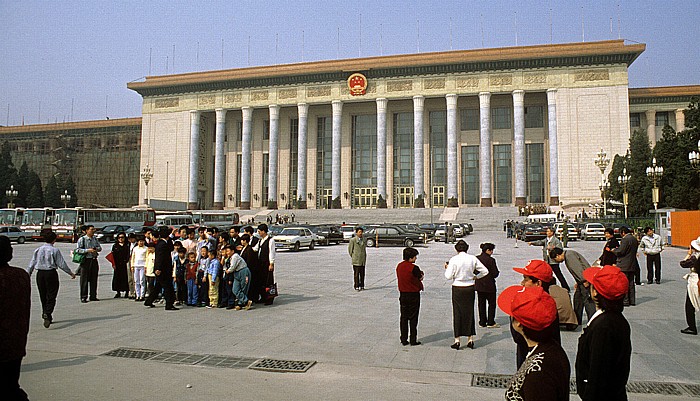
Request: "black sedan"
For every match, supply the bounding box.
[363,225,426,248]
[95,225,130,243]
[308,224,344,245]
[518,224,548,242]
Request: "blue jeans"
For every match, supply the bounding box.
[186,278,198,305]
[233,267,251,305]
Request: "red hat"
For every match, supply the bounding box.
[513,260,553,283]
[497,285,558,331]
[583,265,628,300]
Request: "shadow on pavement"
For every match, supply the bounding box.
[49,313,132,330]
[22,355,98,372]
[272,294,320,306]
[418,330,453,344]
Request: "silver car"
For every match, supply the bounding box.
[580,223,606,241]
[0,226,28,244]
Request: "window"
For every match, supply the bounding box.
[393,112,413,187]
[262,153,269,206]
[526,143,545,203]
[352,114,377,207]
[461,146,479,204]
[525,106,544,128]
[237,121,243,141]
[629,113,641,128]
[655,112,669,127]
[289,118,299,201]
[430,111,447,206]
[460,108,479,131]
[316,117,332,208]
[493,144,512,203]
[263,120,270,140]
[491,107,512,129]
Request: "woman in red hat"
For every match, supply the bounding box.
[499,285,570,401]
[576,265,631,401]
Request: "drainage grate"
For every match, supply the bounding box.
[249,358,316,373]
[680,384,700,397]
[199,356,259,369]
[626,381,684,396]
[471,374,511,389]
[148,352,209,365]
[102,348,160,360]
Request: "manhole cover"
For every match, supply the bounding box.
[680,383,700,397]
[199,356,259,369]
[471,373,511,389]
[102,348,160,360]
[626,381,684,396]
[148,352,208,365]
[249,358,316,373]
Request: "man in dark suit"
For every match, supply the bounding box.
[576,265,631,401]
[613,226,639,306]
[144,228,177,310]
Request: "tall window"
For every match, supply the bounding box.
[655,112,669,127]
[352,114,377,207]
[429,111,447,206]
[525,106,544,128]
[393,112,413,208]
[493,144,512,204]
[237,121,243,141]
[236,154,242,207]
[262,120,270,140]
[492,107,512,129]
[262,153,269,207]
[629,113,641,128]
[526,143,545,203]
[460,108,479,131]
[461,146,479,204]
[289,118,298,204]
[316,117,332,208]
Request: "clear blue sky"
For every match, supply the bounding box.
[1,0,698,126]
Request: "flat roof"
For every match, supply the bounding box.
[629,85,700,105]
[0,117,142,134]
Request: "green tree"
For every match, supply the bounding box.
[15,161,30,207]
[64,175,78,207]
[607,153,628,215]
[44,175,62,208]
[0,142,18,207]
[627,129,653,216]
[25,172,44,207]
[653,125,700,210]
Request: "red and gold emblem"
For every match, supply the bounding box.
[347,73,367,96]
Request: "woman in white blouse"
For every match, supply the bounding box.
[444,240,489,350]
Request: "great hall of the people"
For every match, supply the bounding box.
[2,40,699,210]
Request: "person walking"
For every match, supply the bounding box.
[680,236,700,335]
[397,247,424,346]
[0,235,31,401]
[111,234,130,298]
[144,228,177,310]
[75,225,102,303]
[348,226,367,291]
[576,265,631,401]
[476,242,500,328]
[499,285,570,401]
[613,226,639,306]
[528,227,570,291]
[640,226,663,284]
[27,230,76,328]
[549,247,597,326]
[444,240,489,350]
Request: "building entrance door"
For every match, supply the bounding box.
[394,186,414,208]
[353,187,377,208]
[432,186,445,207]
[318,188,332,209]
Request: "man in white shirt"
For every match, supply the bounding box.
[639,227,663,284]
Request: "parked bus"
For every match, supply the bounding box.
[52,207,157,242]
[20,208,55,240]
[155,214,195,230]
[0,208,24,226]
[191,211,240,229]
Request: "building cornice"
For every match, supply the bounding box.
[0,117,142,135]
[628,85,700,105]
[128,40,645,97]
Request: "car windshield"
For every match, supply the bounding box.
[280,228,303,236]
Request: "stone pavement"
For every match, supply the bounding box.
[11,229,700,400]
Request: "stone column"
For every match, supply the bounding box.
[268,105,280,209]
[513,90,526,206]
[446,94,458,206]
[645,109,656,144]
[479,92,492,207]
[240,106,253,210]
[331,100,342,207]
[376,98,388,205]
[213,108,226,210]
[675,108,686,132]
[296,103,309,209]
[546,89,559,206]
[188,110,201,210]
[413,95,425,207]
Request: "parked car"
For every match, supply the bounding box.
[579,223,606,241]
[308,225,344,245]
[518,224,548,242]
[554,222,578,241]
[95,225,131,243]
[460,223,474,235]
[273,227,315,251]
[0,226,28,244]
[340,225,360,242]
[363,225,426,247]
[396,224,434,241]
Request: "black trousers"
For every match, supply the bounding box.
[79,258,99,300]
[0,358,28,401]
[145,273,175,308]
[399,292,420,343]
[573,284,596,325]
[37,269,59,319]
[686,293,697,332]
[175,276,187,303]
[646,253,662,283]
[623,271,636,306]
[353,265,365,289]
[550,263,570,291]
[633,259,641,285]
[197,271,209,305]
[477,291,497,326]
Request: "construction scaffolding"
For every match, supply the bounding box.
[0,118,142,207]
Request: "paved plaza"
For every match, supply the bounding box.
[12,228,700,400]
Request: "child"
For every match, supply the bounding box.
[173,247,187,306]
[197,247,210,307]
[143,242,156,299]
[129,237,148,301]
[205,249,222,308]
[185,251,199,306]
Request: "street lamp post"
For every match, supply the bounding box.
[646,157,664,210]
[594,148,610,217]
[618,167,631,219]
[5,185,18,208]
[60,190,71,208]
[140,163,153,206]
[689,140,700,172]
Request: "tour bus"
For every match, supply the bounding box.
[525,214,557,225]
[190,211,240,229]
[20,208,55,239]
[155,214,195,230]
[0,208,24,226]
[52,207,157,242]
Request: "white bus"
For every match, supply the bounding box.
[52,207,157,242]
[0,208,24,226]
[190,211,240,229]
[20,208,54,239]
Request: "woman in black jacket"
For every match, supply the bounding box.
[476,243,500,328]
[111,234,131,298]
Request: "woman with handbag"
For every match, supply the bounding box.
[680,236,700,335]
[444,240,489,350]
[111,234,130,298]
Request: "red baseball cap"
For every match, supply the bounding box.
[513,260,553,283]
[583,265,628,300]
[497,285,558,331]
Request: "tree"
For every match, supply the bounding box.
[0,142,18,207]
[15,162,30,207]
[64,175,78,207]
[653,125,700,210]
[626,129,653,216]
[44,175,62,208]
[25,172,44,207]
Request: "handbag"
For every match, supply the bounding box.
[266,282,278,298]
[71,250,85,264]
